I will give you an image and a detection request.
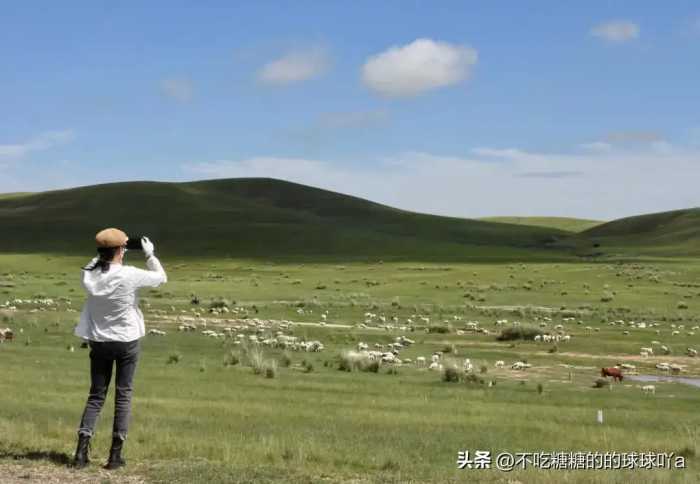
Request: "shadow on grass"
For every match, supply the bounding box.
[0,449,72,466]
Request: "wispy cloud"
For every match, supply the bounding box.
[160,78,194,103]
[591,20,640,42]
[362,38,478,97]
[258,46,330,85]
[579,142,612,152]
[603,130,662,143]
[579,130,667,155]
[515,171,584,179]
[0,130,74,161]
[182,143,700,219]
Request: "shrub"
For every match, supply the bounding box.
[464,373,482,385]
[442,365,461,383]
[167,352,182,364]
[248,347,265,374]
[210,298,232,309]
[279,352,292,368]
[303,360,314,373]
[427,325,450,334]
[537,383,544,395]
[381,459,400,471]
[264,360,278,379]
[678,301,689,310]
[593,378,611,388]
[480,365,488,374]
[223,350,240,367]
[496,325,543,341]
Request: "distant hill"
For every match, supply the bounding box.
[480,216,603,233]
[0,178,570,260]
[578,208,700,256]
[0,192,33,200]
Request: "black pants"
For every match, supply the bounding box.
[77,339,140,440]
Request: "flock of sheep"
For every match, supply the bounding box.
[3,293,698,398]
[149,317,326,353]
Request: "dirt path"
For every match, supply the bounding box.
[0,459,147,483]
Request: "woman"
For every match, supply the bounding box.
[72,228,167,470]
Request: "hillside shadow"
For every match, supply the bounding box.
[0,449,72,466]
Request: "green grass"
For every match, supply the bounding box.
[0,191,33,200]
[577,208,700,257]
[1,253,699,483]
[480,216,604,233]
[0,178,574,260]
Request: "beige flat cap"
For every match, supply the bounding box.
[95,228,128,248]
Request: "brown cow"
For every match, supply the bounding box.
[601,367,623,382]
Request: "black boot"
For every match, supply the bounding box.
[105,436,126,470]
[72,433,91,469]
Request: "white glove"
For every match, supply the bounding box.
[142,236,155,258]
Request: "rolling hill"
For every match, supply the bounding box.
[480,216,603,233]
[0,178,571,260]
[577,207,700,256]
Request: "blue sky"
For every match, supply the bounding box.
[1,1,699,219]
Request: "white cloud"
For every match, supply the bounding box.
[591,21,640,42]
[603,131,662,143]
[160,78,194,103]
[579,142,612,152]
[0,130,74,161]
[362,38,478,97]
[580,131,668,154]
[258,46,330,85]
[182,144,700,220]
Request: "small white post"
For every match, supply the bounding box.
[597,409,604,424]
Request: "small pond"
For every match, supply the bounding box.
[627,374,700,388]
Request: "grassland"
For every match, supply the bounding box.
[480,216,604,233]
[579,208,700,257]
[1,253,699,483]
[0,178,572,259]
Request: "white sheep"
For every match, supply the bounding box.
[415,356,427,367]
[641,385,656,395]
[494,360,505,368]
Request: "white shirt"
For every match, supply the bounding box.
[74,255,167,342]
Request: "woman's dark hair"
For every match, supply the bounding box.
[83,247,120,273]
